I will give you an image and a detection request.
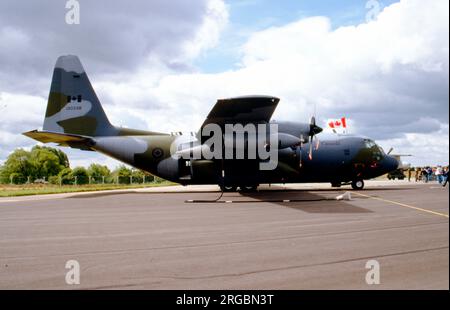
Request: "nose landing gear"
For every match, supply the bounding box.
[351,179,364,190]
[332,179,365,190]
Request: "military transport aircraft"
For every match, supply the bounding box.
[24,55,399,192]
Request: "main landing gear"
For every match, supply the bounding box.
[220,185,258,192]
[221,185,237,192]
[239,185,258,192]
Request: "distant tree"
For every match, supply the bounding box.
[9,172,25,184]
[0,149,33,183]
[145,173,155,183]
[46,147,70,168]
[29,146,66,179]
[131,168,143,179]
[58,167,73,185]
[113,165,132,176]
[131,168,153,183]
[153,176,165,183]
[0,146,70,184]
[87,163,111,182]
[48,175,59,185]
[70,167,89,185]
[112,165,132,184]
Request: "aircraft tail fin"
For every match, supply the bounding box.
[42,55,116,137]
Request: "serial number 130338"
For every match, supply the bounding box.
[66,106,82,110]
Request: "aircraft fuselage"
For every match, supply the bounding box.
[92,120,399,189]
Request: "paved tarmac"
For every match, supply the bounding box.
[0,181,448,289]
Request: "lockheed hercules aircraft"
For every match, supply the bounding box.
[24,56,399,191]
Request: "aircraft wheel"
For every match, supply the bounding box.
[221,185,237,192]
[239,185,258,192]
[351,179,364,190]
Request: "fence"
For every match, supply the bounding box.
[3,174,158,185]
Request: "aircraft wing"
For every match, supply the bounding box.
[201,95,280,130]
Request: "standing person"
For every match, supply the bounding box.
[422,168,428,183]
[415,168,420,182]
[407,168,412,182]
[435,166,443,184]
[442,167,448,187]
[427,167,433,182]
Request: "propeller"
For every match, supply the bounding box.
[296,116,323,167]
[387,147,394,155]
[307,116,323,160]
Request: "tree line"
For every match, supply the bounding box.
[0,146,158,185]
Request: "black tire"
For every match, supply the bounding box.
[351,179,364,190]
[239,185,258,192]
[221,185,237,192]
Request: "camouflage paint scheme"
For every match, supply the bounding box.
[24,56,399,190]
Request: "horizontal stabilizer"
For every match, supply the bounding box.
[23,130,94,150]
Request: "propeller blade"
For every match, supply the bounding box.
[387,147,394,155]
[308,135,313,160]
[299,149,303,167]
[298,134,304,167]
[297,114,323,165]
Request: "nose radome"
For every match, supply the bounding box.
[387,155,399,172]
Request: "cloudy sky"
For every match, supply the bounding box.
[0,0,448,168]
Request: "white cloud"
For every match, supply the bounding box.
[378,124,449,167]
[183,0,229,60]
[140,0,448,165]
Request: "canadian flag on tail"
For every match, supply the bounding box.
[327,117,347,133]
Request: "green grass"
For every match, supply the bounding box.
[0,182,176,197]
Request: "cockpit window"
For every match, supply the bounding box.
[364,139,377,148]
[364,139,383,161]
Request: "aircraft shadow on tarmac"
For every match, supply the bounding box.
[66,185,415,200]
[238,190,373,214]
[68,188,374,214]
[68,191,138,199]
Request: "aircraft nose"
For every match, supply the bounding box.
[383,155,399,172]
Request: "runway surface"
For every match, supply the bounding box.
[0,181,448,289]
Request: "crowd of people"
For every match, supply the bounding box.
[406,166,448,187]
